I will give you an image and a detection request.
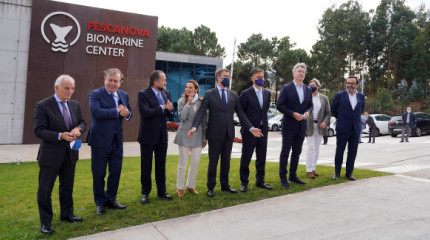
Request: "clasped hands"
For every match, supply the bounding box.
[117,104,130,117]
[60,127,81,142]
[163,100,174,111]
[293,112,309,121]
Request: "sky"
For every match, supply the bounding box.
[57,0,427,66]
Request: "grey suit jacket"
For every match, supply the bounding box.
[192,87,252,140]
[174,97,207,147]
[307,93,331,137]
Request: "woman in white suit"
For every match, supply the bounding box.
[174,80,207,197]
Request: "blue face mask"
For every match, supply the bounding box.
[407,110,411,113]
[255,78,264,86]
[221,78,230,87]
[310,86,317,93]
[192,94,199,103]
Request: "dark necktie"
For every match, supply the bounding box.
[221,89,227,108]
[60,101,71,130]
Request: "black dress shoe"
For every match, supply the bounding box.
[256,182,273,190]
[158,193,173,200]
[240,185,248,192]
[221,186,238,193]
[106,201,127,209]
[96,206,106,215]
[207,189,215,197]
[60,215,83,223]
[333,173,340,180]
[289,176,306,185]
[345,174,356,181]
[280,179,291,189]
[140,194,149,204]
[40,224,54,234]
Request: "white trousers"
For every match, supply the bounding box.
[177,145,202,189]
[306,123,323,172]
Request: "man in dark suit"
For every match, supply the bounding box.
[138,70,174,204]
[88,68,132,215]
[238,68,272,192]
[188,68,259,197]
[34,75,86,234]
[400,106,417,142]
[331,76,365,181]
[276,63,313,189]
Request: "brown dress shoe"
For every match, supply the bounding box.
[307,172,315,179]
[177,189,184,197]
[186,187,198,194]
[312,170,319,177]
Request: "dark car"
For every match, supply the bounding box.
[388,112,430,137]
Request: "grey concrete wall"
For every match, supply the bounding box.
[0,0,32,144]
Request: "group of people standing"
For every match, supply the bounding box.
[33,63,366,234]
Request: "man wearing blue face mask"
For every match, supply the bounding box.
[188,68,260,197]
[400,107,417,143]
[238,68,272,192]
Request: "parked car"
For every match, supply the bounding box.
[233,113,240,125]
[328,117,336,137]
[268,114,283,131]
[268,108,279,115]
[388,112,430,137]
[364,114,391,136]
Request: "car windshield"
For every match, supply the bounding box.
[391,116,402,121]
[271,115,283,121]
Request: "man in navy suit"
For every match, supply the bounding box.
[331,76,365,181]
[34,75,86,234]
[276,63,313,189]
[138,70,174,204]
[239,68,272,192]
[88,68,132,215]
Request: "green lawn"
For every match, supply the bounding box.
[0,156,390,239]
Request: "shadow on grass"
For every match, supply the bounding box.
[0,156,390,239]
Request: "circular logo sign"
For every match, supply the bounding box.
[41,11,81,52]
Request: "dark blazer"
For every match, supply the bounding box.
[137,87,172,145]
[34,96,86,167]
[239,87,270,135]
[192,87,252,140]
[331,90,365,136]
[367,115,378,137]
[88,87,132,148]
[402,112,417,128]
[276,82,313,131]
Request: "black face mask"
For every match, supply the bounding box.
[310,86,317,93]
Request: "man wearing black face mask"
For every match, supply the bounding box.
[238,68,272,192]
[188,68,259,197]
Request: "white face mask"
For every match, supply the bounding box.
[192,94,199,103]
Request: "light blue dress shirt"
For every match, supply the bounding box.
[293,80,304,104]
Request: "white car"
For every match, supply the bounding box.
[328,116,336,137]
[364,114,391,136]
[268,114,283,131]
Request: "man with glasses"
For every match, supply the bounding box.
[331,76,365,181]
[88,68,132,215]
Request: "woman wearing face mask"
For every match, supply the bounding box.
[173,80,207,197]
[305,79,331,179]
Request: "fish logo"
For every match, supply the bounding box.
[41,12,81,53]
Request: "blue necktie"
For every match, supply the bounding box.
[157,92,164,105]
[257,90,263,109]
[221,89,227,108]
[60,101,71,130]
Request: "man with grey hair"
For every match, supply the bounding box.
[400,106,417,142]
[276,63,313,189]
[34,74,86,234]
[88,68,132,215]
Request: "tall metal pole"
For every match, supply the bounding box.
[229,37,236,89]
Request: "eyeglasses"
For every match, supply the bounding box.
[346,82,356,85]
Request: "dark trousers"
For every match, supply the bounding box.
[240,130,267,185]
[38,152,75,225]
[334,131,359,176]
[207,136,233,190]
[368,132,375,143]
[323,136,328,144]
[140,137,168,196]
[91,136,123,206]
[279,127,306,180]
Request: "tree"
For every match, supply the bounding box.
[412,4,430,97]
[191,25,226,58]
[237,34,274,67]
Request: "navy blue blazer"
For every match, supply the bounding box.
[88,87,132,148]
[402,112,417,128]
[239,86,271,135]
[276,82,313,131]
[137,87,172,145]
[331,90,365,136]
